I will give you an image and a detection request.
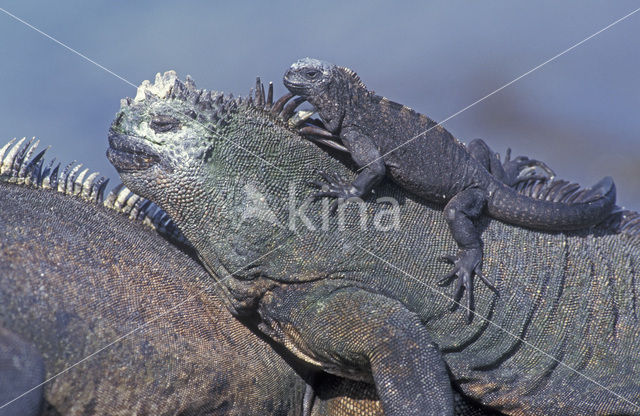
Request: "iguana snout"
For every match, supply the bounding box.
[107,131,160,172]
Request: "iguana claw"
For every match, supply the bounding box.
[308,170,363,213]
[288,110,315,128]
[503,148,556,186]
[438,248,496,323]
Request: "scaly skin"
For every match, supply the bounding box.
[0,139,500,415]
[283,58,616,320]
[0,326,44,416]
[0,184,304,415]
[109,72,639,415]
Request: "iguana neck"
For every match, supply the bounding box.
[310,68,371,134]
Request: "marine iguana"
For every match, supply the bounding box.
[0,326,44,416]
[109,71,640,415]
[283,58,617,318]
[0,138,308,415]
[0,139,501,415]
[0,141,328,415]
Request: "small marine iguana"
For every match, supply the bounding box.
[109,71,640,415]
[283,58,616,319]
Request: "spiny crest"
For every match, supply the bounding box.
[124,70,256,129]
[103,183,187,243]
[126,71,310,132]
[515,176,639,237]
[133,70,198,103]
[598,208,640,237]
[337,65,368,90]
[0,138,189,245]
[126,72,338,150]
[515,177,606,204]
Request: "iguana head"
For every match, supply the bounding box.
[107,71,346,285]
[283,58,336,97]
[284,58,368,132]
[107,71,225,226]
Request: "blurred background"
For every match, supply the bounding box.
[1,1,638,207]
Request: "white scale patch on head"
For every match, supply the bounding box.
[134,70,179,102]
[137,120,164,145]
[291,58,333,74]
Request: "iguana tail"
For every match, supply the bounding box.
[486,176,616,230]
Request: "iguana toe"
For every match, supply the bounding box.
[475,269,498,294]
[309,170,364,211]
[438,247,494,323]
[503,153,556,187]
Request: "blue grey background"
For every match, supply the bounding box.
[1,1,638,207]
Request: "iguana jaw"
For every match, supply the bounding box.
[107,131,160,172]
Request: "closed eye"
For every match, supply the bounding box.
[305,69,320,79]
[150,114,181,133]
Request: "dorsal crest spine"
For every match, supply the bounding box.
[0,138,189,245]
[337,66,367,90]
[515,176,640,237]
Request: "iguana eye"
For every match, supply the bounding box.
[305,69,320,79]
[150,114,181,133]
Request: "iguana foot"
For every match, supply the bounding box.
[438,247,497,323]
[309,170,365,212]
[502,148,555,187]
[298,125,349,152]
[276,93,348,153]
[467,139,556,187]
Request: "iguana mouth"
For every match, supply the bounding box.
[282,79,307,95]
[283,80,303,88]
[107,131,160,172]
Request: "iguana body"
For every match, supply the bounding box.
[0,326,44,416]
[109,71,640,415]
[283,58,616,317]
[0,139,306,415]
[0,139,499,415]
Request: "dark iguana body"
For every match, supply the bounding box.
[0,139,499,415]
[283,58,616,317]
[109,71,640,415]
[0,326,44,416]
[0,139,305,415]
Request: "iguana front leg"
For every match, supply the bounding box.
[438,187,497,323]
[309,129,385,210]
[258,281,454,416]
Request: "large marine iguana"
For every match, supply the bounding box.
[109,71,640,415]
[283,58,617,318]
[0,139,501,415]
[0,326,44,416]
[0,138,307,415]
